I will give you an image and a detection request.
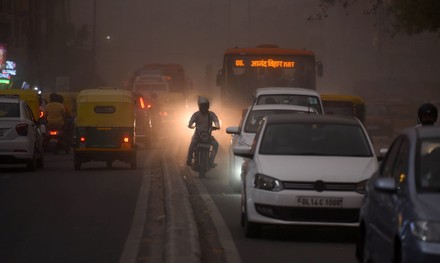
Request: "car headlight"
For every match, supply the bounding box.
[355,180,368,194]
[411,221,440,242]
[254,173,283,192]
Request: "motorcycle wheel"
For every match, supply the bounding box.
[198,150,208,179]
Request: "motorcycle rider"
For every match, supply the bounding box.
[186,96,220,168]
[417,103,438,127]
[45,93,72,152]
[45,93,67,129]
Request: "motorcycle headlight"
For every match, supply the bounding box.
[254,173,283,192]
[411,221,440,242]
[355,180,368,194]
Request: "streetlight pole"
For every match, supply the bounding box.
[247,0,252,46]
[92,0,97,86]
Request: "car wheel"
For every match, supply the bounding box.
[242,191,261,238]
[244,209,261,238]
[356,224,372,263]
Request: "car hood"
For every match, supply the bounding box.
[414,193,440,220]
[256,155,378,182]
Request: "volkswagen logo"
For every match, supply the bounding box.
[314,180,326,192]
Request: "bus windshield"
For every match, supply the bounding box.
[223,54,316,106]
[228,55,315,88]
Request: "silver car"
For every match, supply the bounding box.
[0,97,44,170]
[357,126,440,262]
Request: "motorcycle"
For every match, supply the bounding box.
[43,126,71,154]
[190,126,219,179]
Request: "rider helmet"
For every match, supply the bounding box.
[417,103,438,125]
[198,96,210,112]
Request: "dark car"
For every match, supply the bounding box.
[357,126,440,263]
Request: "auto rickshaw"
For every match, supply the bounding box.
[73,88,136,170]
[321,94,366,123]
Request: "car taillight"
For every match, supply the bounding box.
[49,130,59,136]
[80,136,86,143]
[16,123,28,136]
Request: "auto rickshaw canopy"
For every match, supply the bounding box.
[76,88,134,127]
[321,93,366,123]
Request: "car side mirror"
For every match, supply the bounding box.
[377,148,388,162]
[374,177,397,193]
[226,126,240,135]
[233,145,253,159]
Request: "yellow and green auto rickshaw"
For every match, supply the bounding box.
[73,88,136,170]
[321,94,366,123]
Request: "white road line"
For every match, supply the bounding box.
[118,152,152,263]
[189,167,242,263]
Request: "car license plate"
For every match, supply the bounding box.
[297,196,343,208]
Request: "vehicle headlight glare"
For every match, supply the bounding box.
[355,180,368,194]
[411,221,440,242]
[254,173,283,192]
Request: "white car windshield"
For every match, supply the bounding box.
[256,94,322,114]
[244,110,316,133]
[259,122,372,157]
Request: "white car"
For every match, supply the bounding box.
[0,96,44,170]
[226,104,318,191]
[252,87,324,114]
[234,114,378,237]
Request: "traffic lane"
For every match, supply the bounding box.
[0,151,145,263]
[201,150,358,263]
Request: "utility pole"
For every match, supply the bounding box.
[92,0,97,86]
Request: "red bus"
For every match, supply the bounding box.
[216,45,322,106]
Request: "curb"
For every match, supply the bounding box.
[162,154,201,263]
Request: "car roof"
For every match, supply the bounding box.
[265,114,360,126]
[403,126,440,140]
[251,104,318,113]
[254,87,320,96]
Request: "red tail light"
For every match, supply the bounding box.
[121,132,131,148]
[16,123,28,136]
[49,130,59,136]
[80,136,86,143]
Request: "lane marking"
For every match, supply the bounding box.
[188,167,242,263]
[118,152,153,263]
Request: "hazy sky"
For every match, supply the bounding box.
[70,0,440,100]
